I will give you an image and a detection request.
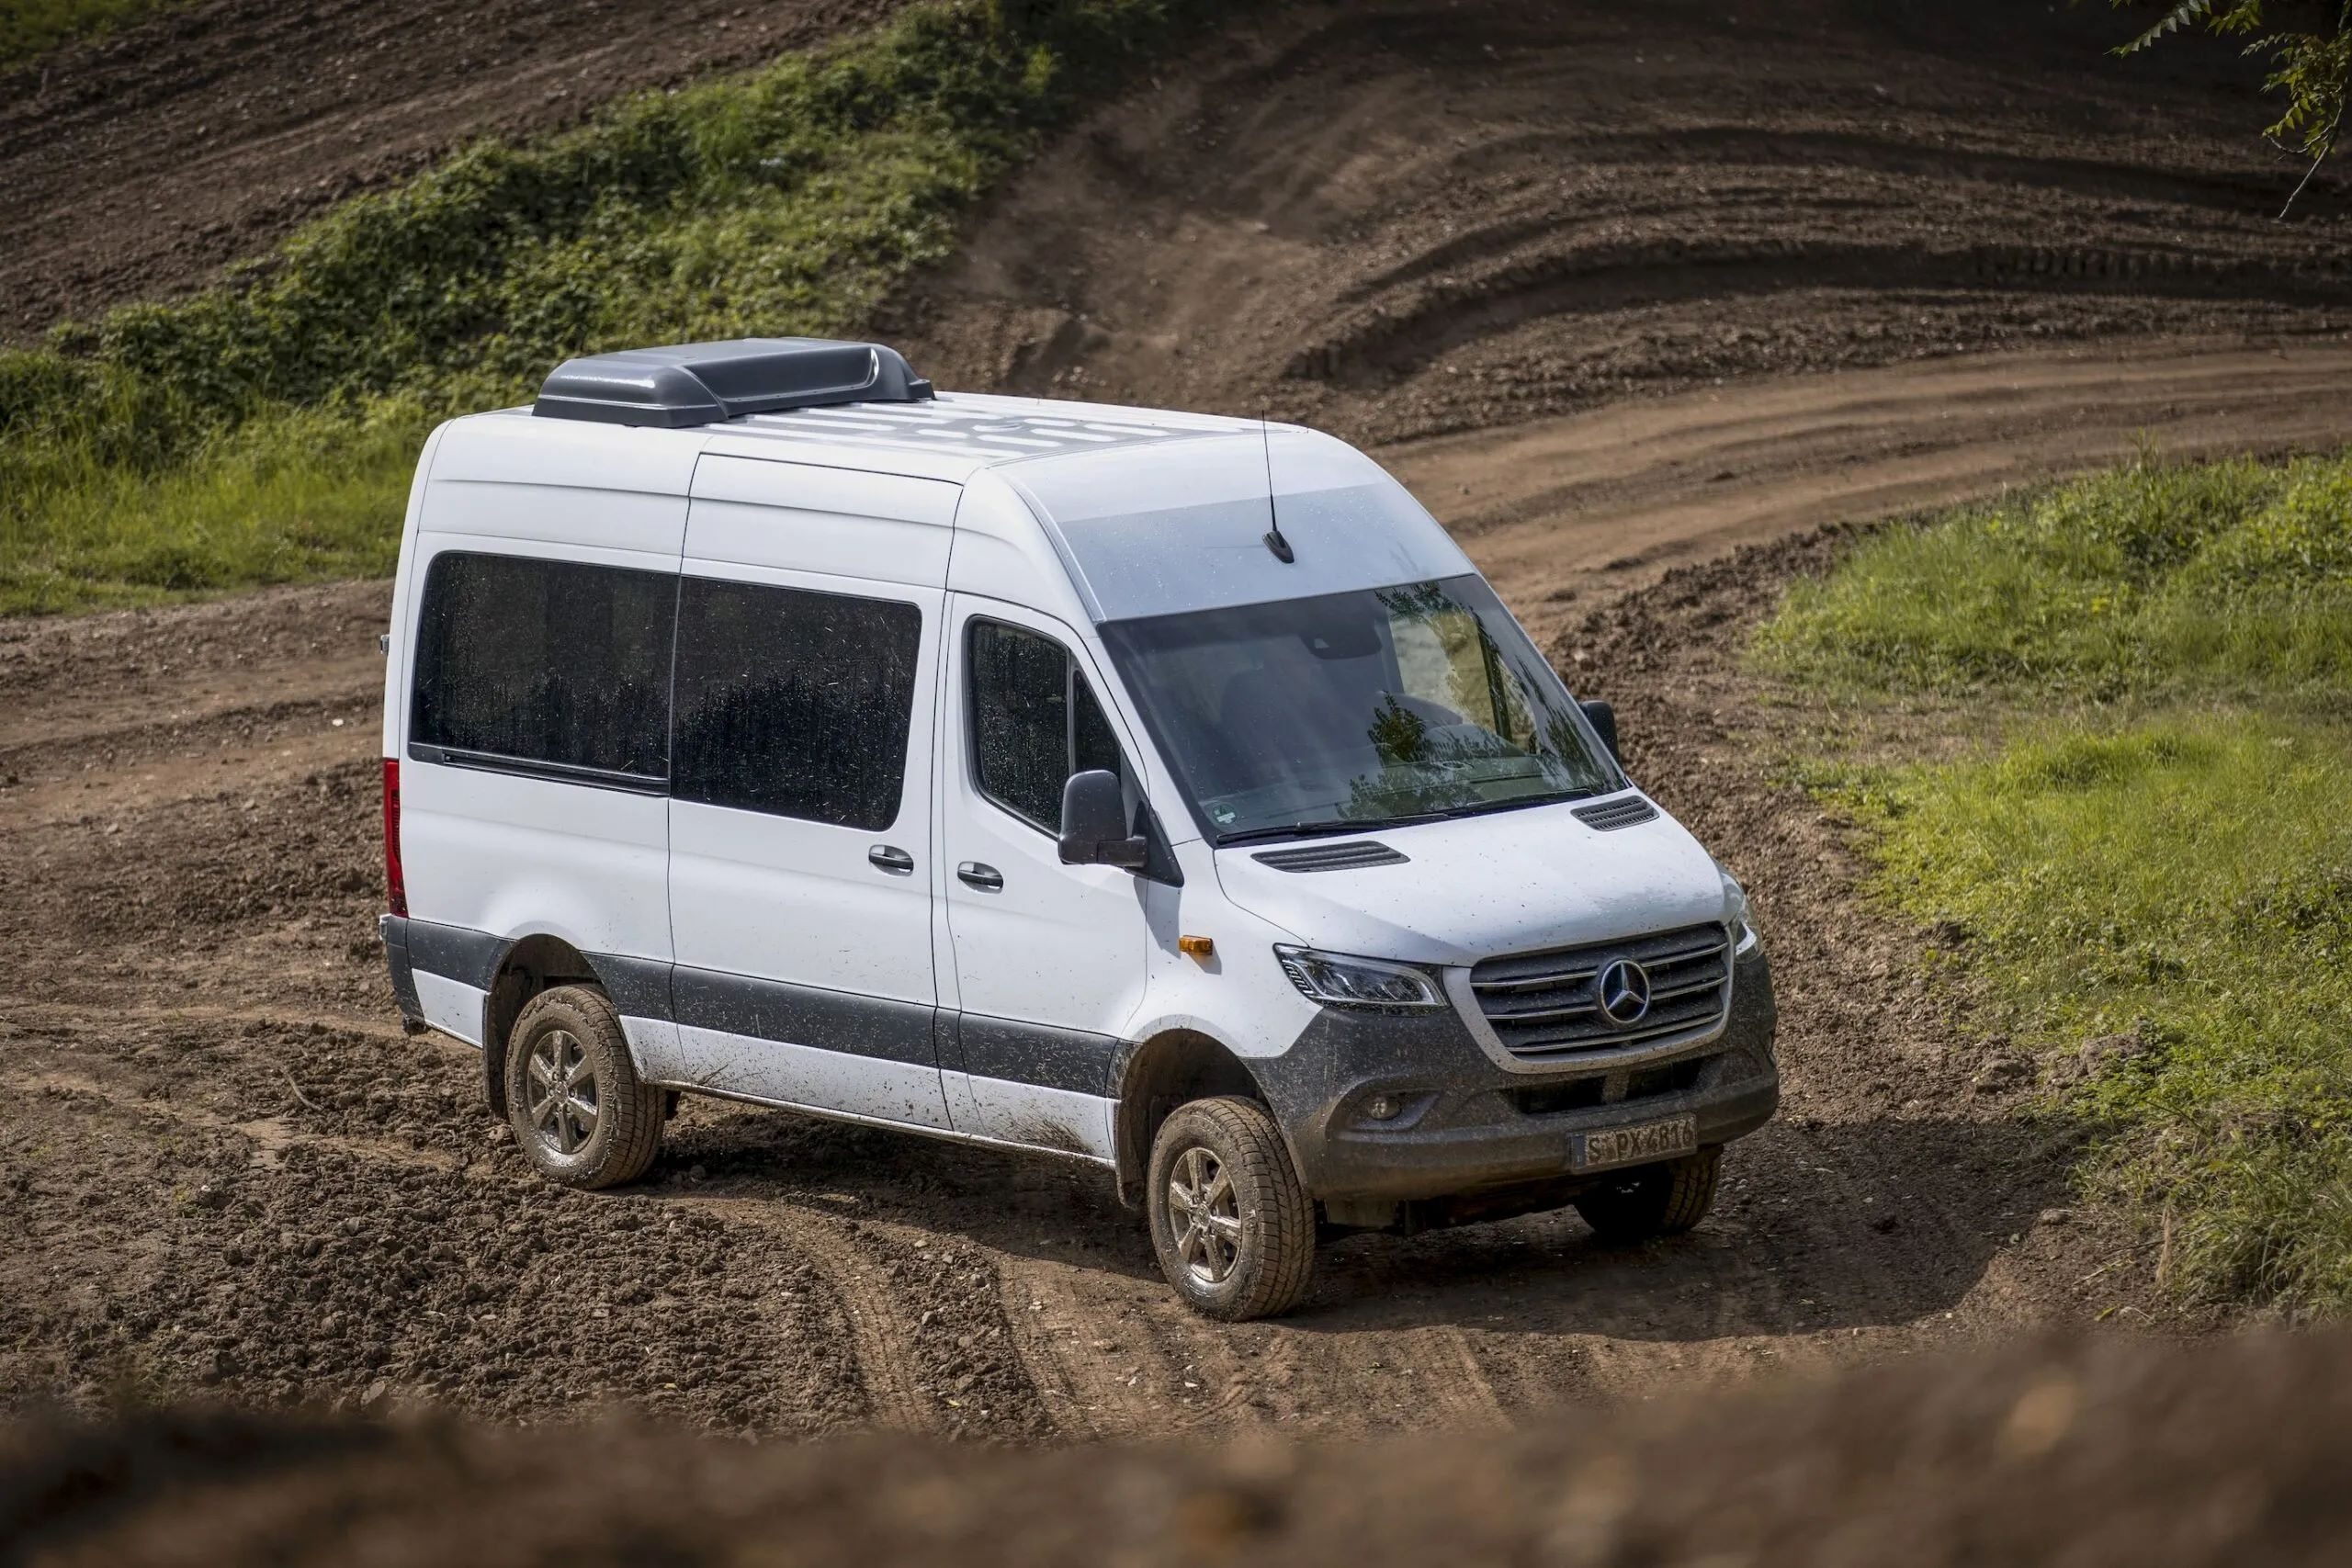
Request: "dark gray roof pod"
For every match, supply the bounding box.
[532,337,934,428]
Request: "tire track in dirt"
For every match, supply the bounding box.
[665,1199,944,1435]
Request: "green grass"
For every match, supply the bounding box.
[1764,452,2352,1314]
[0,0,184,69]
[1757,448,2352,702]
[0,0,1229,614]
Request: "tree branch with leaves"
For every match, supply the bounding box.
[2111,1,2352,212]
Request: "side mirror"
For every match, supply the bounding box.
[1579,699,1621,764]
[1058,770,1148,870]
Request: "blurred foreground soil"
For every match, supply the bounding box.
[6,1332,2346,1566]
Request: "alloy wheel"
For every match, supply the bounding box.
[1166,1145,1244,1284]
[526,1028,599,1156]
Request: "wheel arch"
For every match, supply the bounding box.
[1110,1028,1271,1205]
[481,932,616,1115]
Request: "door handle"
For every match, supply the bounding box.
[956,861,1004,891]
[867,844,915,874]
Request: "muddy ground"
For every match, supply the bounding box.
[9,0,2352,1456]
[11,1332,2352,1564]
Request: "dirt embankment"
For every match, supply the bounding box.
[10,1333,2352,1566]
[894,0,2352,448]
[0,0,908,344]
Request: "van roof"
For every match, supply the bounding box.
[715,390,1267,473]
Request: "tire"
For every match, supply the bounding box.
[503,985,664,1190]
[1574,1145,1722,1244]
[1147,1096,1316,1321]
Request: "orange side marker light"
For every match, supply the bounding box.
[1178,935,1216,960]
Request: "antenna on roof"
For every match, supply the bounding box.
[1259,411,1295,564]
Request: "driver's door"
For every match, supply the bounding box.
[935,597,1150,1158]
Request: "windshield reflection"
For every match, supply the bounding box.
[1101,575,1622,843]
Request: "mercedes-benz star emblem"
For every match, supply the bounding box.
[1597,958,1652,1026]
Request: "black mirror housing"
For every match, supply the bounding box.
[1058,770,1147,869]
[1579,699,1621,763]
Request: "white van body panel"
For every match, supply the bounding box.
[1001,427,1475,621]
[686,454,960,582]
[413,973,486,1047]
[399,505,685,1032]
[935,594,1147,1156]
[1125,839,1323,1063]
[1211,797,1732,970]
[426,412,698,558]
[662,571,951,1129]
[942,468,1099,633]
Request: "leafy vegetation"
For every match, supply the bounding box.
[1766,451,2352,1314]
[2109,1,2352,211]
[0,0,182,69]
[0,0,1229,613]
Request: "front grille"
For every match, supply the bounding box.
[1252,840,1408,872]
[1469,922,1732,1060]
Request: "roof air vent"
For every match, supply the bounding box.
[1252,840,1409,873]
[532,337,934,428]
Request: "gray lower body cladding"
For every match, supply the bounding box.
[1254,945,1781,1205]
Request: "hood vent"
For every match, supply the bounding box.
[1251,840,1408,873]
[1572,795,1660,832]
[533,337,933,428]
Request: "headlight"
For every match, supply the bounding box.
[1721,868,1760,953]
[1273,946,1445,1010]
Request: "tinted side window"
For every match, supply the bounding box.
[411,551,675,778]
[969,620,1124,831]
[672,577,922,830]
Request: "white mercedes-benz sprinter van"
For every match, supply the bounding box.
[378,338,1777,1319]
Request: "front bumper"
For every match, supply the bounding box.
[1253,945,1780,1206]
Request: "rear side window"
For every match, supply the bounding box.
[672,577,922,830]
[410,551,675,779]
[968,620,1125,831]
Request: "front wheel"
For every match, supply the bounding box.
[1574,1145,1722,1243]
[1147,1097,1316,1321]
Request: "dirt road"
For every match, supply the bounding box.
[9,338,2349,1438]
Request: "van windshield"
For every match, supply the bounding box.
[1099,575,1623,844]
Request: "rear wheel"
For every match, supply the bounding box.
[1574,1145,1722,1243]
[1147,1097,1315,1321]
[504,985,664,1190]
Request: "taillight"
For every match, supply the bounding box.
[383,757,408,917]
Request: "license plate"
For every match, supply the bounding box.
[1572,1114,1697,1173]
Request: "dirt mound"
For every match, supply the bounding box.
[9,1333,2350,1565]
[0,0,907,344]
[893,0,2352,446]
